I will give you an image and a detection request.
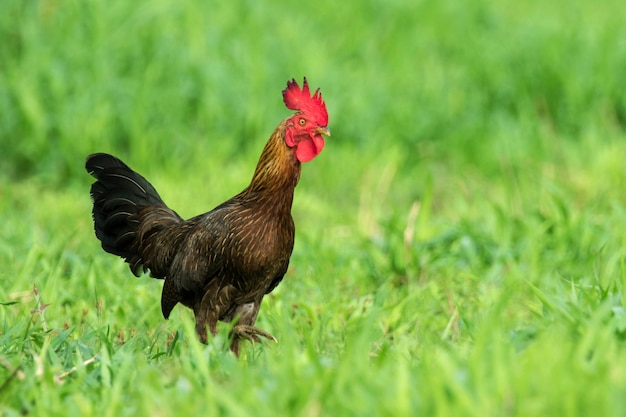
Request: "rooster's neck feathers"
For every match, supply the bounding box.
[244,120,300,202]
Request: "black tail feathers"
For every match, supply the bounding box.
[85,153,180,276]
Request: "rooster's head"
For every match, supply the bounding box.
[282,77,330,163]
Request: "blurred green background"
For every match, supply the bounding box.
[2,0,626,415]
[3,0,624,183]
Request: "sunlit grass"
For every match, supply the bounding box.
[2,0,626,415]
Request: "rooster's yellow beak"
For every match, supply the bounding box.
[316,127,331,137]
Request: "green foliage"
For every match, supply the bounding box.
[2,0,626,415]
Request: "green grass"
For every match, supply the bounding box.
[2,0,626,415]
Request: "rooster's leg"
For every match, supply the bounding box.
[229,325,277,357]
[232,324,277,343]
[195,317,208,344]
[228,300,276,356]
[193,303,218,344]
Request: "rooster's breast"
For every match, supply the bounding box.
[218,207,295,294]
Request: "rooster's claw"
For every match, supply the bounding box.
[231,324,277,344]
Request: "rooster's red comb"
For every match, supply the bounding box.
[282,77,328,127]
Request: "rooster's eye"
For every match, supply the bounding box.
[298,118,306,126]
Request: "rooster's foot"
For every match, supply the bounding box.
[231,324,277,344]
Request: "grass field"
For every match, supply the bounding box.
[2,0,626,415]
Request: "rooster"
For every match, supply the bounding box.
[85,78,330,355]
